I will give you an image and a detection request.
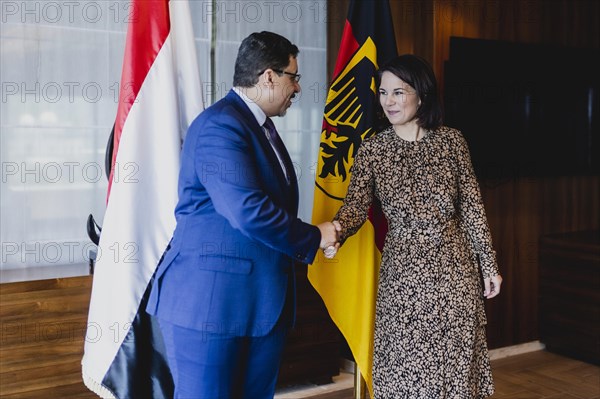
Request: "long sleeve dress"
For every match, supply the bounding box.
[334,126,499,398]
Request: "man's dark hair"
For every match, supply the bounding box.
[377,54,443,131]
[233,31,300,87]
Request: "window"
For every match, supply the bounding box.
[0,0,327,282]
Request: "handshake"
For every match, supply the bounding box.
[316,221,342,259]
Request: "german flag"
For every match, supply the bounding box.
[309,0,397,396]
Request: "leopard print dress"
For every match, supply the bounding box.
[334,126,499,398]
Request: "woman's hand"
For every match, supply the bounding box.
[483,274,502,299]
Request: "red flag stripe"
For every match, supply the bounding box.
[332,20,360,78]
[109,0,171,197]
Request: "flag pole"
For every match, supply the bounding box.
[354,363,368,399]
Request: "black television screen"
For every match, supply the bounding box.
[443,37,599,178]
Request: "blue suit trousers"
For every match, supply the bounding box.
[159,319,288,399]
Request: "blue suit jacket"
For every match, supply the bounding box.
[147,90,321,337]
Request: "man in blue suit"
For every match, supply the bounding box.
[147,31,340,398]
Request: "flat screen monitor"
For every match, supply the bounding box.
[444,37,599,178]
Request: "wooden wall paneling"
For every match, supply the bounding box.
[432,0,545,99]
[326,0,349,83]
[540,0,600,49]
[478,177,539,348]
[433,0,599,98]
[389,0,434,63]
[511,178,542,344]
[326,0,435,76]
[540,176,600,235]
[481,175,600,348]
[478,179,512,347]
[277,263,341,385]
[539,231,600,364]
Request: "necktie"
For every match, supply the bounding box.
[263,118,294,185]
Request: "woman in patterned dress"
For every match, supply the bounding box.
[331,55,503,398]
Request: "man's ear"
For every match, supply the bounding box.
[259,69,274,87]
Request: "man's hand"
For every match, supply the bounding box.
[316,221,342,259]
[317,221,339,248]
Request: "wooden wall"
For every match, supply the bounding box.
[482,176,599,347]
[432,0,600,105]
[327,0,600,349]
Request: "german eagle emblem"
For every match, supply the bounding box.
[317,38,379,200]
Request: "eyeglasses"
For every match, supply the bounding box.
[272,69,302,83]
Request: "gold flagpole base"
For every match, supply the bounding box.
[354,362,368,399]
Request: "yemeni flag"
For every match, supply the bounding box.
[81,0,203,397]
[308,0,396,396]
